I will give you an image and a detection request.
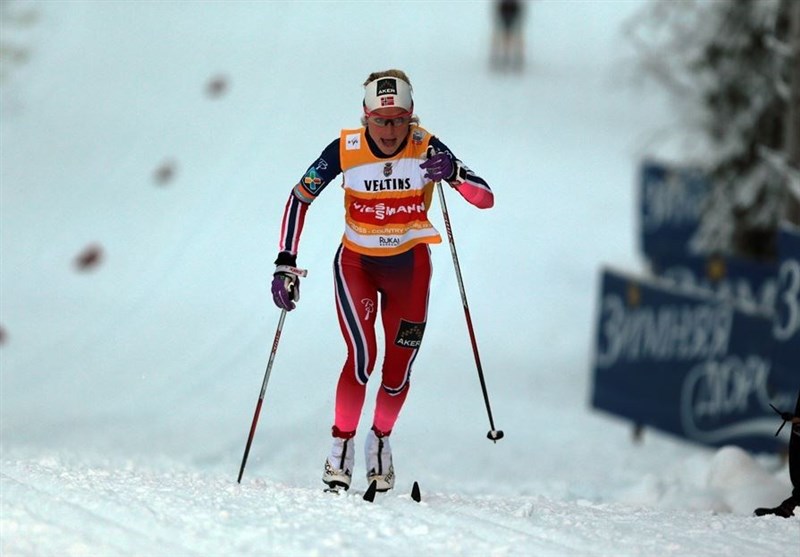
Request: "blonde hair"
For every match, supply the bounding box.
[362,69,413,88]
[361,69,420,126]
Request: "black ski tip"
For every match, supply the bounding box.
[411,481,421,503]
[363,480,378,502]
[487,429,505,442]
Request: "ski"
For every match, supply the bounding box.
[363,480,378,502]
[363,480,421,503]
[324,481,421,503]
[411,481,421,503]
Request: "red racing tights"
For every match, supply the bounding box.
[332,243,432,437]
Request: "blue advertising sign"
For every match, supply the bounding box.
[653,253,777,317]
[591,268,792,453]
[770,224,800,408]
[639,160,711,261]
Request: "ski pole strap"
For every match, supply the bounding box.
[275,265,308,278]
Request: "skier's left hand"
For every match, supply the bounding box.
[420,148,454,182]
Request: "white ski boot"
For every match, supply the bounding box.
[364,429,394,492]
[322,436,354,491]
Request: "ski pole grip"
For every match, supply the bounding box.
[275,265,308,278]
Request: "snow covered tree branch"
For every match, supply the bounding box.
[627,0,797,260]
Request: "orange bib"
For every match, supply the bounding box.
[338,125,441,256]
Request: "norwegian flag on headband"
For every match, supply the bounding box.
[364,75,412,111]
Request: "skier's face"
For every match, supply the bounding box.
[365,107,411,155]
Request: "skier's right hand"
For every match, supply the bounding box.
[271,252,307,311]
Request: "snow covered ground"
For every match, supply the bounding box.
[1,1,796,556]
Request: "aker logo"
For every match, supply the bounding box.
[346,133,360,150]
[379,236,400,247]
[376,78,397,96]
[383,162,393,177]
[394,319,426,349]
[302,168,322,192]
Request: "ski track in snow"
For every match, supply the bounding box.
[2,450,796,556]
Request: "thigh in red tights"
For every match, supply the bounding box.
[332,243,432,436]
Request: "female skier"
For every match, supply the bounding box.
[271,69,493,492]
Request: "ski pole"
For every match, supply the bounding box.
[237,308,288,483]
[436,181,504,443]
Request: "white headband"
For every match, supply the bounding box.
[363,76,413,112]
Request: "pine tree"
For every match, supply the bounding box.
[627,0,797,260]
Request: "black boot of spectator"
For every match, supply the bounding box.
[754,495,798,518]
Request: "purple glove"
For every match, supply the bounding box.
[271,252,308,311]
[271,272,300,311]
[420,150,455,182]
